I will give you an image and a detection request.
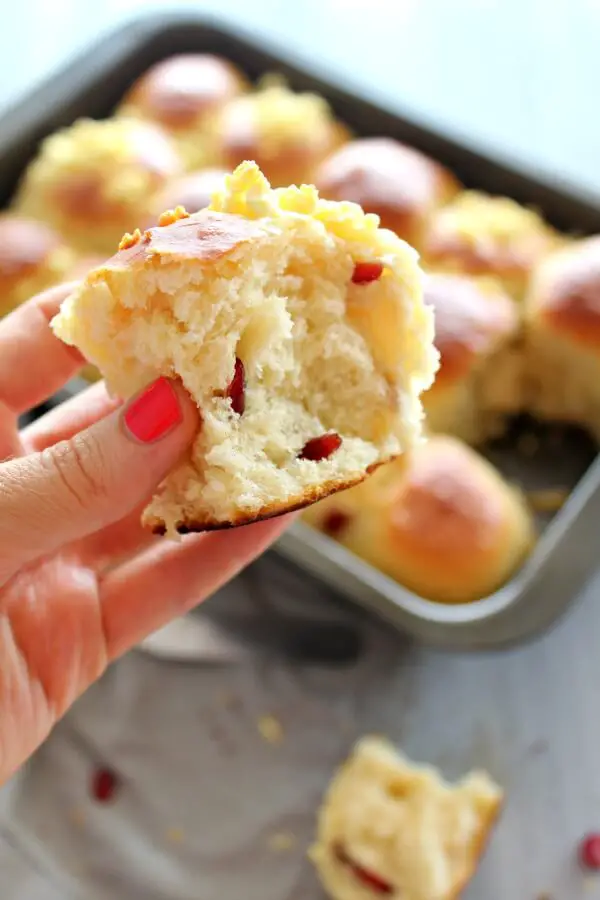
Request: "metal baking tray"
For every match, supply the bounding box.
[5,13,600,649]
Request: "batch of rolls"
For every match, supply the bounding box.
[3,52,599,604]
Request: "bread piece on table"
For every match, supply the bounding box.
[314,138,460,251]
[0,215,75,317]
[304,436,534,604]
[523,235,600,440]
[14,118,182,255]
[212,77,350,188]
[52,162,438,535]
[118,54,248,170]
[310,736,503,900]
[421,273,522,443]
[422,190,561,301]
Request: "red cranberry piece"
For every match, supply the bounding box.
[323,510,351,537]
[227,357,245,415]
[579,833,600,870]
[91,767,119,803]
[334,843,393,894]
[299,432,342,461]
[352,261,384,284]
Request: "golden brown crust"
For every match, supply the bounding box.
[50,122,180,226]
[351,436,534,603]
[121,54,247,129]
[146,462,388,534]
[101,209,267,271]
[314,138,460,247]
[424,273,518,389]
[422,191,558,298]
[387,438,505,555]
[218,103,350,188]
[528,235,600,349]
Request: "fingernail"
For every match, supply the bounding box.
[123,377,183,444]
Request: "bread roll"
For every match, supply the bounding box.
[14,118,182,254]
[523,235,600,439]
[52,162,438,535]
[212,78,349,187]
[421,273,522,443]
[305,436,534,604]
[118,54,248,170]
[0,215,75,317]
[423,191,560,300]
[314,138,460,250]
[310,736,503,900]
[143,168,228,227]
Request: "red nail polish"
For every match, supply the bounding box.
[123,377,182,443]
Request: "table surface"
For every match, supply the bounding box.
[2,3,600,899]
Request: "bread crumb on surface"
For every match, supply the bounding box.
[165,826,186,844]
[267,831,296,851]
[257,714,284,745]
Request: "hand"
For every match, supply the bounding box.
[0,284,290,785]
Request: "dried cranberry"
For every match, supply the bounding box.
[579,833,600,870]
[91,767,119,803]
[299,433,342,461]
[323,510,351,536]
[352,261,384,284]
[227,357,245,415]
[334,843,393,894]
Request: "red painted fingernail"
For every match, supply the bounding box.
[123,377,183,443]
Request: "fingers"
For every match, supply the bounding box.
[21,380,119,454]
[99,516,293,659]
[0,378,200,584]
[0,400,22,462]
[75,502,159,573]
[0,283,84,415]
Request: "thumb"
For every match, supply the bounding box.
[0,378,199,582]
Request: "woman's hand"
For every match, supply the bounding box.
[0,284,290,785]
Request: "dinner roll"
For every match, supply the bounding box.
[314,138,460,250]
[118,54,248,169]
[310,736,503,900]
[143,168,228,227]
[523,235,600,440]
[421,273,522,443]
[52,162,438,535]
[422,191,560,300]
[307,436,534,604]
[212,78,350,187]
[14,118,182,254]
[0,215,75,317]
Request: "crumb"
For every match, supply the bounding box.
[536,893,552,900]
[68,807,86,827]
[527,488,569,513]
[158,205,190,227]
[165,826,185,844]
[257,714,284,745]
[268,832,296,851]
[118,228,144,250]
[516,432,540,457]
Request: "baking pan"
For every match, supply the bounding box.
[5,13,600,649]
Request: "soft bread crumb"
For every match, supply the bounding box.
[268,832,296,851]
[52,162,437,534]
[257,714,284,745]
[310,736,503,900]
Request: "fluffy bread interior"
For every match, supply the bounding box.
[52,163,437,534]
